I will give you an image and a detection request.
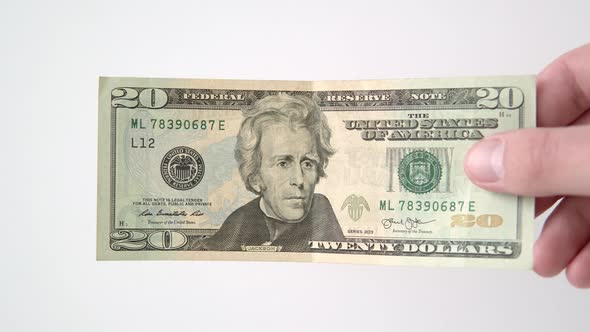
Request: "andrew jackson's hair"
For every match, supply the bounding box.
[235,94,335,194]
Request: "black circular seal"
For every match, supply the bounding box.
[160,146,205,190]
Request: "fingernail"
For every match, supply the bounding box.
[465,139,505,183]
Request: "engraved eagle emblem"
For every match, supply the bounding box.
[341,194,370,222]
[170,155,197,181]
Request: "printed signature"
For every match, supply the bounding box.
[381,217,436,230]
[139,209,204,217]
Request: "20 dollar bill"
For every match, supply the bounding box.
[97,76,535,268]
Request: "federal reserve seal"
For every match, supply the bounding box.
[160,146,205,190]
[398,150,441,194]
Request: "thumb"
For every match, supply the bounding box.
[463,125,590,197]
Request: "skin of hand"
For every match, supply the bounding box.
[464,43,590,288]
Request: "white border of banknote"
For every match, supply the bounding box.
[97,76,535,268]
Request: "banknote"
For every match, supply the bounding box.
[97,76,535,268]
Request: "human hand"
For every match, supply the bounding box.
[464,44,590,288]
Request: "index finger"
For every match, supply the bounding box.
[537,43,590,127]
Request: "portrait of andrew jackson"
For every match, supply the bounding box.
[195,94,344,251]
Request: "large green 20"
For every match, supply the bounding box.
[111,87,168,109]
[476,87,524,109]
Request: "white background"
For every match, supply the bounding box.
[2,0,589,331]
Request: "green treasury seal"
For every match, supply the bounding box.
[398,150,442,194]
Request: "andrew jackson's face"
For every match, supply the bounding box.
[254,123,319,222]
